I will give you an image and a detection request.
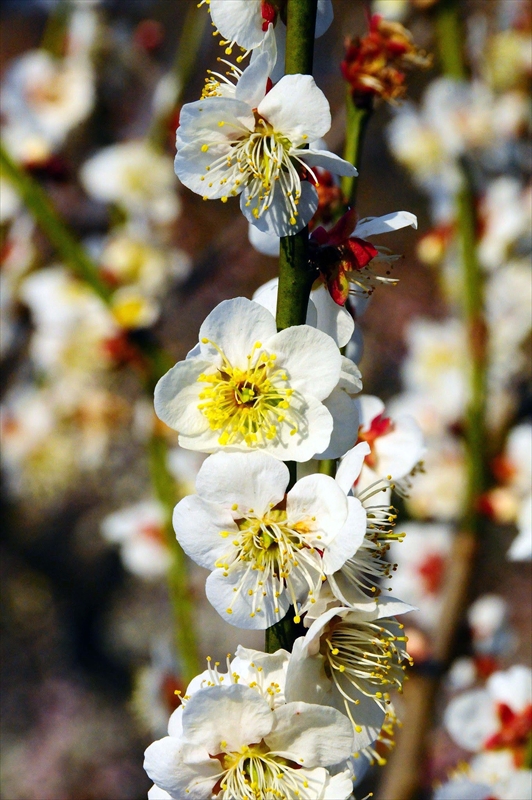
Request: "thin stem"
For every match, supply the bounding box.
[434,0,467,80]
[317,458,337,477]
[149,435,201,683]
[457,162,487,532]
[284,0,318,76]
[267,0,318,656]
[41,0,71,57]
[341,95,372,207]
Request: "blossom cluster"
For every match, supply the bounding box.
[137,3,430,798]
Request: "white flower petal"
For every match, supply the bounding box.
[198,297,277,368]
[258,75,331,145]
[287,473,348,540]
[335,442,371,494]
[183,684,273,753]
[338,357,363,395]
[322,496,366,574]
[248,225,281,256]
[206,567,291,629]
[235,51,272,108]
[302,148,358,177]
[173,495,237,569]
[314,388,359,460]
[265,702,353,767]
[310,284,355,347]
[154,359,212,433]
[209,0,264,51]
[323,770,354,800]
[267,325,341,400]
[374,415,426,479]
[144,738,218,800]
[354,211,418,239]
[195,451,288,514]
[147,785,172,800]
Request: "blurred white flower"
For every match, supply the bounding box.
[1,50,95,157]
[81,142,181,224]
[387,522,452,631]
[444,665,532,755]
[401,318,468,426]
[101,500,171,580]
[406,435,467,521]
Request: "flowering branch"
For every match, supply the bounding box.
[267,0,319,656]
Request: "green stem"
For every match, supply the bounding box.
[148,3,208,150]
[457,164,487,533]
[41,0,71,57]
[317,459,337,477]
[341,96,372,207]
[267,0,318,656]
[284,0,318,76]
[0,144,112,304]
[434,0,467,80]
[149,435,201,683]
[436,0,486,535]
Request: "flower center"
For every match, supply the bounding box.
[199,115,314,226]
[321,617,412,729]
[197,339,301,447]
[214,742,307,799]
[217,506,323,622]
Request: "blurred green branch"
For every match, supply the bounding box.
[0,143,112,303]
[149,434,201,682]
[266,0,318,657]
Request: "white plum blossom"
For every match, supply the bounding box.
[406,435,467,522]
[285,598,414,749]
[81,142,181,224]
[252,278,362,459]
[144,683,354,800]
[354,394,426,495]
[173,451,366,628]
[19,266,118,380]
[387,522,452,632]
[101,500,171,580]
[401,318,468,426]
[444,665,532,756]
[174,60,357,236]
[0,49,95,158]
[434,752,532,800]
[154,297,356,461]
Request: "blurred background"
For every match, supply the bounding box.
[1,1,530,798]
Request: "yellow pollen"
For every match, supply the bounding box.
[196,339,301,448]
